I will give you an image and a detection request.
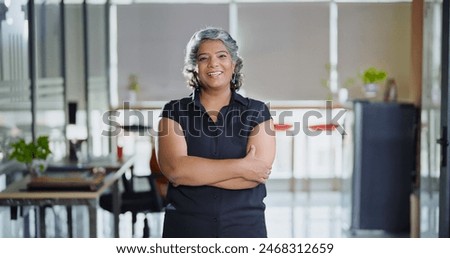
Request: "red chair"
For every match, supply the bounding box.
[308,124,338,131]
[274,123,293,131]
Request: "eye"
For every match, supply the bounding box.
[197,56,207,62]
[218,54,227,59]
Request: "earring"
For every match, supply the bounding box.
[231,73,237,85]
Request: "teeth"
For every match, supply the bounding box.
[208,72,222,76]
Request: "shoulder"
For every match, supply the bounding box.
[162,97,192,111]
[160,97,193,121]
[248,98,268,108]
[235,94,271,122]
[245,98,270,112]
[233,92,268,111]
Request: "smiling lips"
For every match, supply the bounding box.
[207,71,223,77]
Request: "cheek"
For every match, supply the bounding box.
[197,66,207,78]
[195,64,201,73]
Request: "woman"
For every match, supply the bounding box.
[157,27,275,238]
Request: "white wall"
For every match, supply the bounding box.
[117,4,229,103]
[116,2,412,102]
[339,3,411,102]
[237,2,330,101]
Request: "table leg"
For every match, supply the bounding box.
[10,206,18,220]
[290,135,296,192]
[34,207,39,237]
[87,200,97,238]
[38,206,46,238]
[66,206,73,237]
[23,207,30,238]
[112,180,121,238]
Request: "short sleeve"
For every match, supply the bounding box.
[258,101,272,124]
[248,99,272,128]
[160,100,180,124]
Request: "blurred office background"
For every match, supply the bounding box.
[0,0,448,238]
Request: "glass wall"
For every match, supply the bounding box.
[420,0,442,238]
[86,0,109,157]
[0,0,31,162]
[0,0,112,168]
[34,0,66,161]
[0,0,112,238]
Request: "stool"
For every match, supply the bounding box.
[307,123,340,191]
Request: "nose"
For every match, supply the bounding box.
[208,56,219,68]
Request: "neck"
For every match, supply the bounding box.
[199,87,232,111]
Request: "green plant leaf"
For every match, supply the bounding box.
[362,67,387,84]
[9,136,52,165]
[35,136,51,160]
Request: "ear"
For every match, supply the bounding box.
[192,71,201,87]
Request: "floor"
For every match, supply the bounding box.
[102,190,347,238]
[0,189,410,238]
[266,190,344,238]
[108,190,409,238]
[114,190,347,238]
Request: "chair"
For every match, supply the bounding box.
[99,146,168,237]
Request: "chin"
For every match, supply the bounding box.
[203,82,230,89]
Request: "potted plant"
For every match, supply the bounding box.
[127,74,140,104]
[9,136,52,177]
[361,67,387,98]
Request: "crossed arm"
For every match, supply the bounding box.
[157,117,276,190]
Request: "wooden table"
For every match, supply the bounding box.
[0,156,135,238]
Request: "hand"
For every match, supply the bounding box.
[241,145,272,184]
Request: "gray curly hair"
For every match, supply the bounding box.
[183,27,243,91]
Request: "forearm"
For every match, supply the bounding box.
[210,178,260,190]
[158,118,271,187]
[162,155,245,186]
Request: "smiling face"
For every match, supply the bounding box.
[196,39,236,91]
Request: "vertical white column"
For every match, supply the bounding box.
[329,0,338,94]
[109,4,119,107]
[0,174,5,237]
[229,1,238,40]
[329,1,339,182]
